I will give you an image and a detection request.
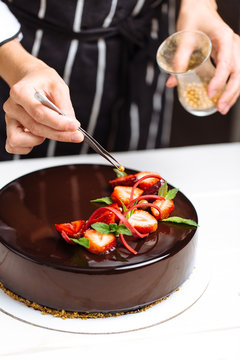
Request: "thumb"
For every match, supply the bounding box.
[207,35,233,97]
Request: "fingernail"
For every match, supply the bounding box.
[67,120,80,131]
[218,103,229,115]
[71,131,83,142]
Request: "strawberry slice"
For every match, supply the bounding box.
[83,229,116,254]
[55,220,86,237]
[90,203,120,225]
[142,179,165,196]
[128,210,158,234]
[109,174,137,187]
[60,230,76,244]
[111,186,143,206]
[55,220,86,244]
[151,199,175,220]
[135,172,162,190]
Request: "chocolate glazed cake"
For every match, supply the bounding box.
[0,164,198,314]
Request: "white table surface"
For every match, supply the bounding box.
[0,143,239,360]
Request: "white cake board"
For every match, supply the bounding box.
[0,254,210,334]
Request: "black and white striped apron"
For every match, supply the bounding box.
[0,0,175,161]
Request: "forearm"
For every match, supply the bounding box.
[177,0,221,31]
[0,39,46,87]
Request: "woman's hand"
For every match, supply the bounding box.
[166,0,240,115]
[0,40,83,155]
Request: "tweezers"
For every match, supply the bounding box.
[34,92,124,171]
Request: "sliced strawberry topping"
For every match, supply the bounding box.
[111,186,143,206]
[135,172,162,190]
[109,174,137,187]
[60,230,75,244]
[83,229,116,254]
[151,199,175,220]
[55,220,86,244]
[129,174,163,203]
[54,170,180,255]
[142,179,165,196]
[128,194,165,208]
[89,203,119,225]
[87,205,147,239]
[70,220,87,237]
[128,210,158,234]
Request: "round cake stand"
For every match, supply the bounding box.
[0,254,210,335]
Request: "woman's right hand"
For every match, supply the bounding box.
[0,40,83,155]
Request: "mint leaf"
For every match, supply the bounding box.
[90,196,113,205]
[120,200,137,219]
[162,216,198,227]
[158,182,168,197]
[109,223,118,232]
[69,237,90,248]
[113,168,127,178]
[120,200,128,212]
[91,222,111,234]
[115,224,132,236]
[128,200,137,219]
[165,188,178,200]
[158,183,178,200]
[120,200,130,219]
[91,222,132,236]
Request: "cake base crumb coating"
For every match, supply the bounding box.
[0,281,175,320]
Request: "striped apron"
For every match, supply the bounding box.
[0,0,175,160]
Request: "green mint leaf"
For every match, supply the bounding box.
[120,200,137,219]
[165,188,179,200]
[162,216,198,227]
[90,196,113,205]
[91,222,111,234]
[109,223,118,232]
[90,222,132,236]
[115,224,132,236]
[120,200,128,212]
[113,168,127,178]
[128,200,137,219]
[158,181,168,197]
[69,237,90,248]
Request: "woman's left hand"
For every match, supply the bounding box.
[166,0,240,115]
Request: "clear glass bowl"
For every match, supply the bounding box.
[156,30,223,116]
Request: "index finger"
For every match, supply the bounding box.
[10,85,80,131]
[172,32,197,73]
[157,31,194,73]
[207,32,233,97]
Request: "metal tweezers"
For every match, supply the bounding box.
[34,92,124,171]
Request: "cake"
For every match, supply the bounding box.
[0,164,198,316]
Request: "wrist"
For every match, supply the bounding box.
[0,39,46,87]
[177,0,221,32]
[179,0,217,13]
